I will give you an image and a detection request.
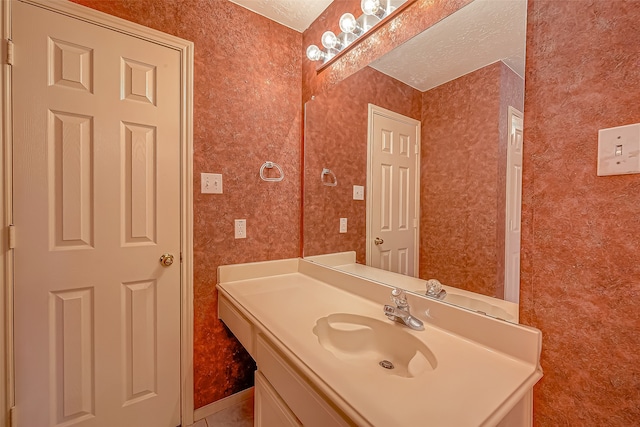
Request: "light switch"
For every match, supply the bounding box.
[339,218,347,233]
[597,123,640,176]
[353,185,365,200]
[201,173,223,194]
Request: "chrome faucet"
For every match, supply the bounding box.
[425,279,447,300]
[384,288,424,331]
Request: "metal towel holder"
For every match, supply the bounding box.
[259,161,284,182]
[321,168,337,186]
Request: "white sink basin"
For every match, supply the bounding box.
[312,313,437,378]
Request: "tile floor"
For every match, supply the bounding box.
[191,397,254,427]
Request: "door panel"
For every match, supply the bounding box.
[368,106,420,277]
[51,287,95,425]
[13,2,182,425]
[49,110,95,250]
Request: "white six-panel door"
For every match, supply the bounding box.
[13,1,182,425]
[367,105,420,277]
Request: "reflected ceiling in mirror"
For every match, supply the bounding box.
[370,0,526,91]
[303,0,527,321]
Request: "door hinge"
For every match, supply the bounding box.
[9,406,16,427]
[8,224,15,249]
[6,40,14,66]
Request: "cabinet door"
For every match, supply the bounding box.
[255,371,302,427]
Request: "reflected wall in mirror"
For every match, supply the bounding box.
[303,0,527,312]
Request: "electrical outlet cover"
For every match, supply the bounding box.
[234,219,246,239]
[339,218,347,233]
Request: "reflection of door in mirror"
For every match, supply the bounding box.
[505,107,523,303]
[303,67,422,264]
[367,105,420,277]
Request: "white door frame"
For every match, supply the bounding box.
[1,2,11,425]
[365,104,420,276]
[1,1,194,425]
[504,106,523,304]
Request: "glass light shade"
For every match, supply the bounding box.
[361,0,379,15]
[321,31,342,50]
[339,13,359,34]
[361,0,386,18]
[306,44,325,62]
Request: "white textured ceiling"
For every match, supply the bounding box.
[370,0,527,91]
[228,0,333,32]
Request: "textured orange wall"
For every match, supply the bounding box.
[304,67,421,261]
[521,1,640,424]
[71,0,302,408]
[420,62,504,297]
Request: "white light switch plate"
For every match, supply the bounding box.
[339,218,347,233]
[201,173,223,193]
[597,123,640,176]
[353,185,364,200]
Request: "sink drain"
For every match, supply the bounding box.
[379,360,394,370]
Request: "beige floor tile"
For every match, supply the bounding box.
[205,397,254,427]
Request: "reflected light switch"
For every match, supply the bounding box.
[597,123,640,176]
[353,185,364,200]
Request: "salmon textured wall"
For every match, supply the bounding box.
[521,0,640,424]
[71,0,302,408]
[304,67,421,262]
[420,62,505,297]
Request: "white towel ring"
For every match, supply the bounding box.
[321,168,337,187]
[260,161,284,182]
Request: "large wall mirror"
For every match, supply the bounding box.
[303,0,527,322]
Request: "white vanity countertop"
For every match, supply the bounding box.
[305,251,519,322]
[217,258,542,427]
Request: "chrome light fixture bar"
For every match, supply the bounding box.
[306,0,413,68]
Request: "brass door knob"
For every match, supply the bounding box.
[374,237,384,246]
[160,253,174,267]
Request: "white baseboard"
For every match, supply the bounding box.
[193,387,255,422]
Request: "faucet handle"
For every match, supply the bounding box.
[390,288,408,308]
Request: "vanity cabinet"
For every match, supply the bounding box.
[255,334,351,427]
[219,294,352,427]
[254,371,300,427]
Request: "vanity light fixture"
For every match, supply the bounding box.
[305,11,366,63]
[306,0,415,66]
